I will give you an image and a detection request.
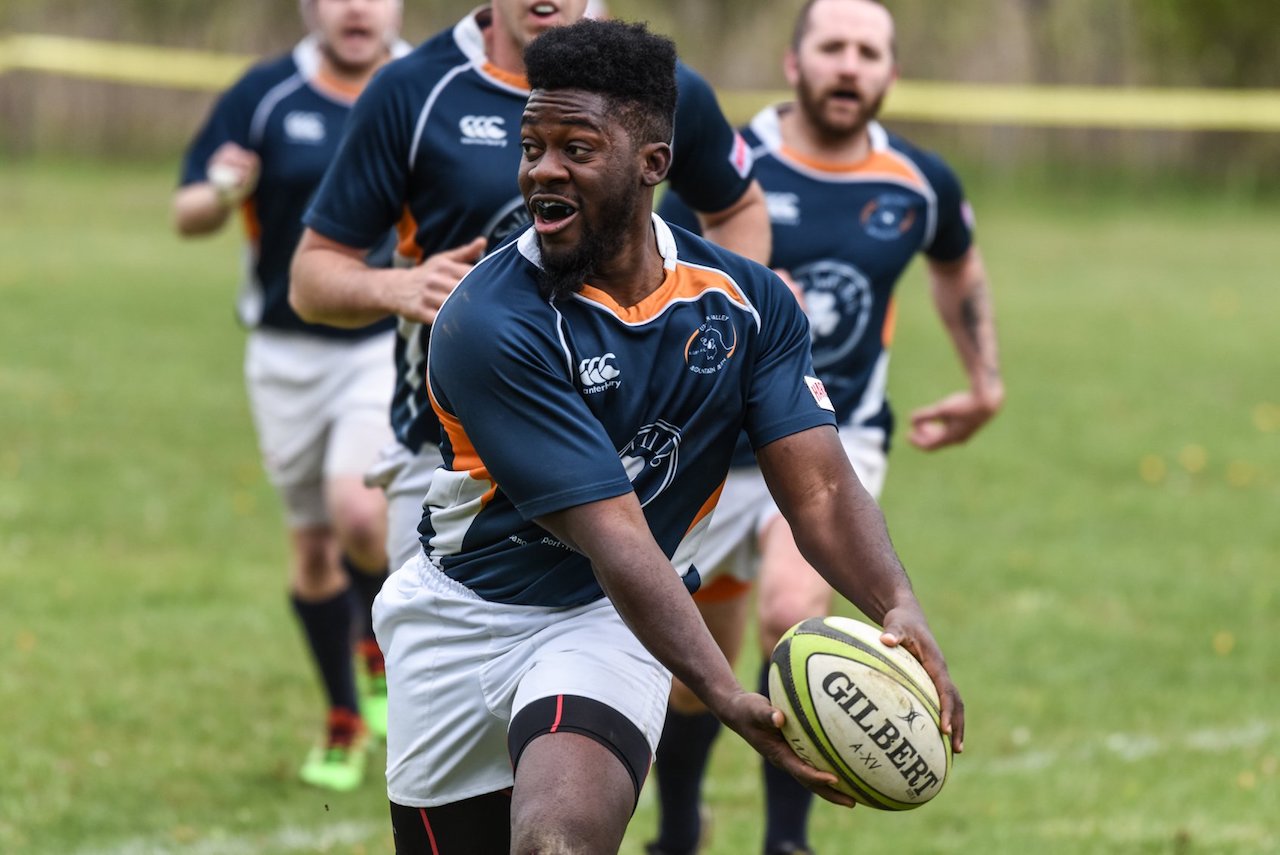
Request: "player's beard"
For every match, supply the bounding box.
[536,180,642,301]
[796,71,886,145]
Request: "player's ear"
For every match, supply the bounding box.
[639,141,672,188]
[783,49,800,88]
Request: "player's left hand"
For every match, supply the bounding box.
[880,606,965,754]
[719,691,857,808]
[907,387,1003,450]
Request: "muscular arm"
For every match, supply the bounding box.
[910,246,1005,450]
[536,495,853,805]
[696,179,771,265]
[756,426,965,751]
[290,228,485,328]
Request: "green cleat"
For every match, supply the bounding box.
[298,708,369,792]
[357,639,388,740]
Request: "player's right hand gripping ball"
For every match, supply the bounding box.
[768,616,952,810]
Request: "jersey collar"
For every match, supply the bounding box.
[750,103,887,161]
[292,34,412,102]
[517,213,679,276]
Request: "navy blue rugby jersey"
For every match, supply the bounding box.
[660,106,974,465]
[304,9,755,451]
[422,216,836,608]
[180,37,406,339]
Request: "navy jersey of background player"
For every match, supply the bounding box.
[304,9,755,452]
[660,107,974,465]
[422,217,835,608]
[180,37,400,339]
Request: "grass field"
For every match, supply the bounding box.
[1,160,1277,854]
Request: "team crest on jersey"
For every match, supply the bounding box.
[620,420,682,507]
[793,260,873,370]
[481,195,531,249]
[578,352,622,393]
[861,192,917,241]
[460,115,508,146]
[685,315,738,376]
[284,111,326,144]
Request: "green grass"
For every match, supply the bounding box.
[2,160,1277,854]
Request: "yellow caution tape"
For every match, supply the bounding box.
[5,33,1280,131]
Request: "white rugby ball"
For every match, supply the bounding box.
[768,616,951,810]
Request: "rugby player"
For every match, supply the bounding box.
[289,0,769,578]
[650,1,1002,852]
[172,0,407,792]
[371,19,963,853]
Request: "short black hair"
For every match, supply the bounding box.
[524,18,678,146]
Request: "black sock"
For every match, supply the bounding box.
[652,706,722,855]
[291,587,360,715]
[760,661,813,852]
[341,554,388,643]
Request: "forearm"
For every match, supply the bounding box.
[697,180,771,265]
[289,233,400,328]
[172,184,235,236]
[930,248,1003,402]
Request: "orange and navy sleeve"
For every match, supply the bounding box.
[304,63,414,250]
[428,293,635,521]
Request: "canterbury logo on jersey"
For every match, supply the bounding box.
[459,115,508,146]
[284,111,326,143]
[578,353,621,392]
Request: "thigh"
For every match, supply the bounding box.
[324,332,396,480]
[374,555,517,808]
[694,465,776,588]
[756,515,836,652]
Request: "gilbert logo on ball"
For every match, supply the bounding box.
[768,616,952,810]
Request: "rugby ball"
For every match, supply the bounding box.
[768,616,951,810]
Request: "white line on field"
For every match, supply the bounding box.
[972,718,1276,775]
[72,819,385,855]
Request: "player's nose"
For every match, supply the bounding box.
[527,148,571,185]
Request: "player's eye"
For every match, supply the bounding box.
[521,142,542,159]
[565,143,591,158]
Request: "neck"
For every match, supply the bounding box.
[317,48,390,92]
[779,106,873,165]
[587,211,665,307]
[485,13,526,75]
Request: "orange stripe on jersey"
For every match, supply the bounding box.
[687,479,726,535]
[481,62,529,91]
[311,68,365,103]
[578,265,748,325]
[781,145,926,190]
[693,574,752,603]
[428,383,496,501]
[882,295,898,347]
[240,197,262,242]
[397,206,424,263]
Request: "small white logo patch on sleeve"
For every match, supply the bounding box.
[805,376,835,412]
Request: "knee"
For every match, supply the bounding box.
[759,595,816,653]
[510,802,601,855]
[291,533,335,590]
[330,488,387,563]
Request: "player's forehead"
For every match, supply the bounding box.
[522,89,612,133]
[802,0,894,50]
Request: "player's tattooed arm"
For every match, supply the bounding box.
[908,246,1004,451]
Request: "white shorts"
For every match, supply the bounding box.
[364,440,444,571]
[244,328,395,528]
[373,552,672,807]
[696,428,889,588]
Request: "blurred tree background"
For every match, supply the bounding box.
[3,0,1278,190]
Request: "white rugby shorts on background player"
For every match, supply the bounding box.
[373,551,672,807]
[364,440,444,572]
[696,427,889,586]
[244,328,396,527]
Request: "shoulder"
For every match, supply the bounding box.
[674,61,717,108]
[882,127,963,192]
[435,240,550,339]
[664,221,782,314]
[221,51,300,104]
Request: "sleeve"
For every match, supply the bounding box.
[428,299,635,521]
[178,77,256,187]
[666,63,755,215]
[303,65,415,250]
[742,268,839,451]
[656,188,704,236]
[920,152,975,262]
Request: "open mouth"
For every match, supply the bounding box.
[531,2,560,20]
[531,198,579,235]
[829,88,862,105]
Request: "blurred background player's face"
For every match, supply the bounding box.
[787,0,897,142]
[519,89,645,295]
[492,0,591,50]
[311,0,400,74]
